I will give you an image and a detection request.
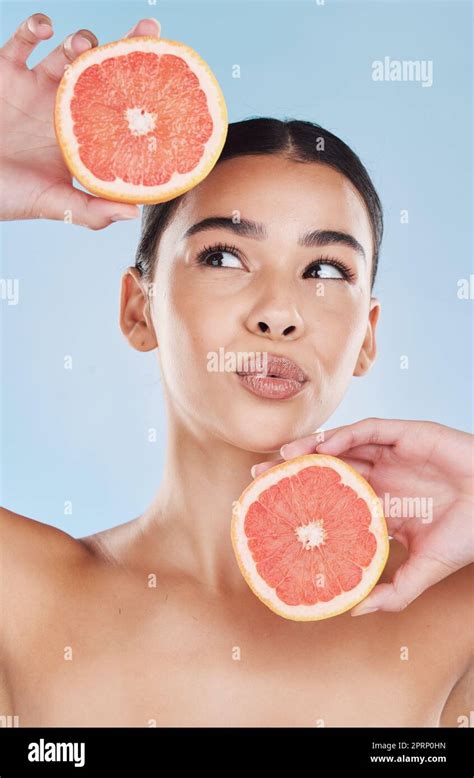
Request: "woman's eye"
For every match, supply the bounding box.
[304,262,345,280]
[200,250,243,269]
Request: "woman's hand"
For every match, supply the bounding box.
[0,13,160,229]
[252,419,474,616]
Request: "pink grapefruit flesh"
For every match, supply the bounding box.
[231,454,389,621]
[54,36,228,203]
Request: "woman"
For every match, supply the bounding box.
[0,14,472,727]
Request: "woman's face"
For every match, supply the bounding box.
[122,154,380,453]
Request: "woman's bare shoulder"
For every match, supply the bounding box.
[421,556,473,639]
[0,505,93,628]
[396,545,473,710]
[372,540,472,680]
[434,560,474,726]
[0,506,97,709]
[79,515,144,568]
[0,504,89,567]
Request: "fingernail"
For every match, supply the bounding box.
[127,18,160,36]
[74,35,93,53]
[110,210,140,222]
[351,606,379,617]
[315,439,332,451]
[66,30,97,56]
[63,33,74,52]
[280,443,300,458]
[250,465,258,478]
[64,33,92,57]
[27,16,52,35]
[76,29,98,47]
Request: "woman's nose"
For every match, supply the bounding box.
[246,306,305,340]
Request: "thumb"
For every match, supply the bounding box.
[39,183,141,229]
[350,553,456,616]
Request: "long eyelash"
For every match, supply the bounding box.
[195,244,356,281]
[195,242,243,265]
[304,255,356,281]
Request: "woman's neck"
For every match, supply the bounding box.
[136,418,279,593]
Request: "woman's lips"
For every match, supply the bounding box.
[235,372,307,399]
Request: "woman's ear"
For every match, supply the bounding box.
[119,267,158,352]
[353,297,381,376]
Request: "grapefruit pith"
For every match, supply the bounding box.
[54,36,228,203]
[231,454,389,621]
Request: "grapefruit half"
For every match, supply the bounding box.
[54,36,228,203]
[231,455,389,621]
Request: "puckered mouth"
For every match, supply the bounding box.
[236,353,308,383]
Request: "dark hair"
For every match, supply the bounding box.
[135,117,383,289]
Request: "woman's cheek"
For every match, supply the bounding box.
[163,298,230,383]
[313,306,363,377]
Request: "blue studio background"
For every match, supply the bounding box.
[0,0,472,535]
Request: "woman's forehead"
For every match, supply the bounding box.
[189,154,359,208]
[168,155,373,257]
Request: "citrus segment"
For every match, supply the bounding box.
[54,36,228,203]
[231,454,389,621]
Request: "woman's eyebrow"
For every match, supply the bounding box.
[182,216,366,262]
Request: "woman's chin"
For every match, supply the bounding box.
[199,379,323,456]
[219,428,306,459]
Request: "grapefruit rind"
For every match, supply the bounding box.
[231,454,390,621]
[54,36,228,204]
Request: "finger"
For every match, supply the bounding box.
[250,454,372,482]
[314,418,408,457]
[33,29,99,83]
[331,444,385,463]
[279,425,356,459]
[336,456,374,480]
[350,552,456,616]
[0,13,54,67]
[125,18,161,38]
[279,432,324,459]
[35,181,140,229]
[251,458,284,479]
